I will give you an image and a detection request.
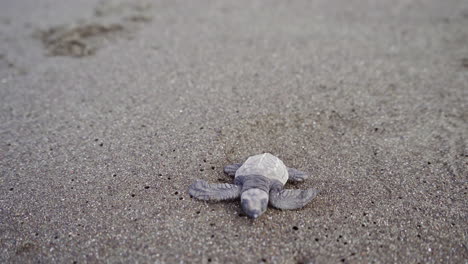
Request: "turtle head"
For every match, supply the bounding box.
[241,188,269,219]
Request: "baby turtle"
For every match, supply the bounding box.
[189,153,318,219]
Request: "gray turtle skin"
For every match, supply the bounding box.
[189,153,318,219]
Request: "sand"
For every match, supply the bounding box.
[1,0,467,263]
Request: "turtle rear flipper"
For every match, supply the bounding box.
[287,168,309,182]
[223,163,242,177]
[189,180,241,201]
[269,188,318,210]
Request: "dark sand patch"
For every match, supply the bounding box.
[124,15,152,23]
[37,23,125,57]
[462,58,468,68]
[94,0,152,18]
[35,0,153,58]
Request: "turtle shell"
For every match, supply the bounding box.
[235,153,288,185]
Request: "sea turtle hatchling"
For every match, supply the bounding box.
[189,153,318,219]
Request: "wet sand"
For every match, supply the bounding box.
[1,0,467,263]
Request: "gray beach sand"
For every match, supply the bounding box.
[1,0,467,263]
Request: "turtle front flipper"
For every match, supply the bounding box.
[189,180,241,201]
[269,188,318,210]
[287,168,309,183]
[223,163,242,177]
